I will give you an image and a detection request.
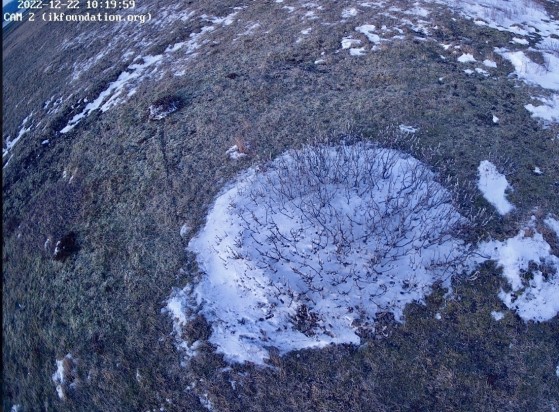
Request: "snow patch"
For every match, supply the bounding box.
[342,8,358,18]
[399,124,418,133]
[477,160,514,215]
[458,53,476,63]
[180,224,191,238]
[52,354,78,400]
[226,145,248,160]
[170,143,472,364]
[3,114,33,159]
[525,95,559,124]
[350,48,367,56]
[437,0,559,39]
[491,311,505,321]
[356,25,382,44]
[162,287,201,362]
[544,216,559,237]
[341,37,362,49]
[477,218,559,322]
[512,37,529,45]
[496,49,559,91]
[61,55,164,133]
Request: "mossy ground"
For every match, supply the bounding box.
[3,0,558,410]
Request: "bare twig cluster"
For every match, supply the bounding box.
[226,142,475,320]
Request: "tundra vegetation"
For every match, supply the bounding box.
[2,0,558,410]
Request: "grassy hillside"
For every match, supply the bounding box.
[3,1,558,410]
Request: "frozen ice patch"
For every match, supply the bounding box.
[477,160,514,215]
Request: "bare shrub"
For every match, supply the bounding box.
[234,135,253,156]
[231,142,473,314]
[148,95,183,120]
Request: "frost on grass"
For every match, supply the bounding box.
[176,142,473,365]
[478,216,559,322]
[477,160,514,215]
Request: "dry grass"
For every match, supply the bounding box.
[3,0,559,411]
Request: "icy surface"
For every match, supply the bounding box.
[176,143,471,364]
[477,160,514,215]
